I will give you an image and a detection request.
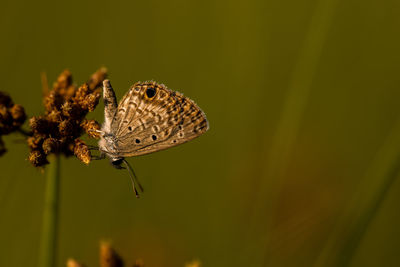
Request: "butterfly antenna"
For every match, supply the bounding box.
[123,159,144,197]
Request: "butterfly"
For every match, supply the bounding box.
[98,80,209,197]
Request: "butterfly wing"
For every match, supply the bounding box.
[101,80,118,133]
[109,81,208,157]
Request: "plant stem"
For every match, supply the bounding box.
[38,155,60,267]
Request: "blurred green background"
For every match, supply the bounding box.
[1,0,400,266]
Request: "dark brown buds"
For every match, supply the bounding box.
[81,119,101,139]
[27,68,107,167]
[73,139,91,165]
[28,150,49,167]
[0,91,27,155]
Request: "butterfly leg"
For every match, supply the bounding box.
[123,159,144,198]
[91,153,106,161]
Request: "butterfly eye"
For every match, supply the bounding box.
[146,87,156,98]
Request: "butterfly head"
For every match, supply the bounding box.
[110,158,124,169]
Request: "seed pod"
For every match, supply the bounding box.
[42,137,60,154]
[53,69,72,92]
[82,92,100,112]
[0,106,12,135]
[45,90,66,113]
[10,104,26,126]
[74,83,90,106]
[73,139,91,165]
[0,92,13,107]
[0,105,11,122]
[28,150,48,167]
[46,110,62,123]
[61,101,83,119]
[27,135,44,150]
[81,119,101,139]
[88,67,107,90]
[58,119,75,137]
[30,116,49,134]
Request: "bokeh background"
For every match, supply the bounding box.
[1,0,400,266]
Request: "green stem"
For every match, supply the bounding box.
[38,155,60,267]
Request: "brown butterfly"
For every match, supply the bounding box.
[98,80,209,197]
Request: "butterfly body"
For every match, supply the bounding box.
[99,79,208,168]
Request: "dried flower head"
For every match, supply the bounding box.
[0,91,27,156]
[27,68,107,167]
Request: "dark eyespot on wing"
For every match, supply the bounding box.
[146,87,156,98]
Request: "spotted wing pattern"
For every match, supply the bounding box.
[109,81,208,157]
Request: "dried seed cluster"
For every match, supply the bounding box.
[0,91,27,156]
[27,68,107,167]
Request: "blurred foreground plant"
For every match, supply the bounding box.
[67,241,201,267]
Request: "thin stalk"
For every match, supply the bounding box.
[38,155,60,267]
